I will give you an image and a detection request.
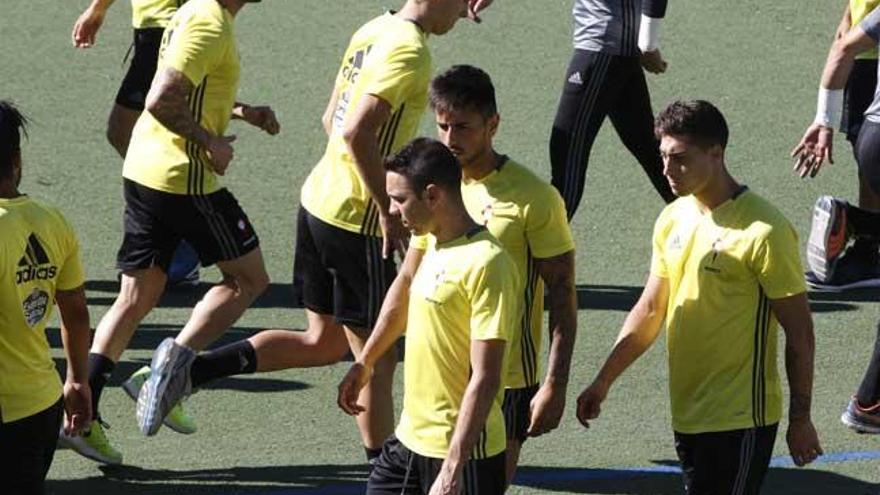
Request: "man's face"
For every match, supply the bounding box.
[435,108,497,169]
[387,171,435,235]
[430,0,469,35]
[659,134,722,197]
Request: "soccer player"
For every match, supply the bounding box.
[0,101,92,494]
[72,0,201,286]
[133,0,492,467]
[550,0,676,220]
[581,101,822,494]
[366,64,576,485]
[793,5,880,433]
[63,0,279,465]
[338,138,517,495]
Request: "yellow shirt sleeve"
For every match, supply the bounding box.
[56,216,85,291]
[752,223,807,299]
[526,187,575,259]
[361,42,425,108]
[649,210,670,279]
[410,234,429,251]
[163,12,226,86]
[467,255,515,342]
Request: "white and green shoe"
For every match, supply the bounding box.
[123,365,197,434]
[59,419,123,465]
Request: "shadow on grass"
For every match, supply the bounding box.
[51,357,310,394]
[47,464,368,495]
[514,463,879,494]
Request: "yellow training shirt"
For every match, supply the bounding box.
[300,13,432,236]
[650,189,806,434]
[460,159,574,389]
[131,0,187,29]
[852,0,880,59]
[123,0,239,195]
[0,196,84,423]
[396,228,519,459]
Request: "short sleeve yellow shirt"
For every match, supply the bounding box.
[131,0,187,29]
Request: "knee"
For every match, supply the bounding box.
[233,269,269,299]
[106,125,129,157]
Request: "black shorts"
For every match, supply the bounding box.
[502,384,539,443]
[117,179,259,272]
[0,399,63,495]
[856,119,880,197]
[674,423,778,495]
[292,206,396,330]
[115,28,164,111]
[842,58,878,144]
[367,435,506,495]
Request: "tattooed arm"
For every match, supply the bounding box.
[145,67,236,174]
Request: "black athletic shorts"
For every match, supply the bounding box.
[117,179,259,272]
[502,384,539,443]
[292,206,396,329]
[856,119,880,197]
[115,28,164,111]
[0,399,63,495]
[674,423,778,495]
[367,435,506,495]
[842,59,878,144]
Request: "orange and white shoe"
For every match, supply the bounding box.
[807,196,849,283]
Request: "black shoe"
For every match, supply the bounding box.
[806,245,880,291]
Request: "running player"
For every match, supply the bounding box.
[583,100,822,494]
[134,0,492,468]
[550,0,676,220]
[72,0,201,286]
[63,0,279,465]
[0,101,92,494]
[339,138,517,494]
[793,4,880,433]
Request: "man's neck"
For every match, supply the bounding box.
[396,2,432,34]
[462,148,501,183]
[216,0,242,16]
[693,170,740,213]
[432,203,480,245]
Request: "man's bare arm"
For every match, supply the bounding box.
[145,68,213,148]
[55,285,93,434]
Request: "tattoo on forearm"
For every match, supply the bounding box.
[148,69,211,148]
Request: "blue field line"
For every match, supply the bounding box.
[249,449,880,494]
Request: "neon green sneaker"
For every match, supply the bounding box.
[123,365,197,434]
[59,419,123,465]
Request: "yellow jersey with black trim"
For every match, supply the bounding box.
[460,159,574,389]
[650,189,806,434]
[300,13,432,236]
[852,0,880,59]
[396,228,519,459]
[131,0,187,29]
[123,0,239,195]
[0,196,85,423]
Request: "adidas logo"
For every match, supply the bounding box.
[16,233,57,284]
[568,72,583,85]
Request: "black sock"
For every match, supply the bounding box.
[846,204,880,238]
[851,236,880,259]
[87,353,116,421]
[190,340,257,388]
[365,447,382,465]
[856,321,880,406]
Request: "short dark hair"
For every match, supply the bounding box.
[429,65,497,119]
[384,137,461,193]
[0,100,27,181]
[655,100,728,149]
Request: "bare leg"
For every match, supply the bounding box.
[249,311,350,371]
[345,326,397,449]
[106,104,140,158]
[505,439,523,488]
[175,248,269,351]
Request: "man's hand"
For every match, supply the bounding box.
[237,105,281,135]
[791,123,834,178]
[380,213,409,260]
[468,0,494,23]
[206,135,237,175]
[786,418,823,466]
[337,362,372,415]
[63,380,92,436]
[640,49,667,74]
[575,379,609,428]
[72,5,106,48]
[428,466,462,495]
[527,381,566,437]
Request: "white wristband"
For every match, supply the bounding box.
[638,14,662,52]
[814,87,843,130]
